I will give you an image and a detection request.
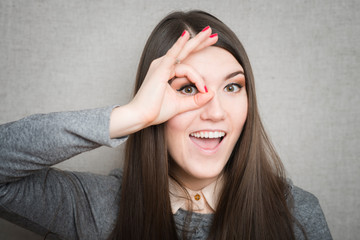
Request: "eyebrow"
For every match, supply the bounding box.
[225,70,245,80]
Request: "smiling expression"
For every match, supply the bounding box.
[165,46,248,190]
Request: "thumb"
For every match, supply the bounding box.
[178,91,214,113]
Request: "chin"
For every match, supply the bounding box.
[173,156,227,187]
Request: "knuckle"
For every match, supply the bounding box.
[150,58,162,67]
[149,60,156,67]
[166,52,176,60]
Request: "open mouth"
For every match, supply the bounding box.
[189,131,226,151]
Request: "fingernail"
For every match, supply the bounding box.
[204,86,208,93]
[201,26,210,32]
[181,30,186,37]
[210,33,218,38]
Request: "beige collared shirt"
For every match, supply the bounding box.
[169,177,224,214]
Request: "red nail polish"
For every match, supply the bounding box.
[204,86,208,93]
[181,30,186,37]
[201,26,210,32]
[210,33,218,38]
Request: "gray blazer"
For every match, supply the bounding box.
[0,106,332,239]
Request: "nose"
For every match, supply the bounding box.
[200,94,226,122]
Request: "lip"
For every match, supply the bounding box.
[189,129,227,154]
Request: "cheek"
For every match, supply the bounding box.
[165,116,184,142]
[235,99,248,126]
[165,110,199,168]
[164,113,190,156]
[224,93,248,127]
[165,110,196,138]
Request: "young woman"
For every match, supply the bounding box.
[0,10,332,240]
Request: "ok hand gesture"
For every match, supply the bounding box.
[110,26,217,138]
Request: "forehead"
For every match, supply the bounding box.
[182,46,243,78]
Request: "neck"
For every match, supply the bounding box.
[171,168,220,191]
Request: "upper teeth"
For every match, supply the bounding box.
[190,131,226,139]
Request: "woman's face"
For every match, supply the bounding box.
[165,46,248,190]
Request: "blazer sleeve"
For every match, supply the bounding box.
[0,106,126,239]
[291,185,333,240]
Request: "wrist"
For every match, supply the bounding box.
[109,103,148,139]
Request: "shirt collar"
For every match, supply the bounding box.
[169,176,224,214]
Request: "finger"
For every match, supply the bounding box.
[176,26,212,61]
[162,30,190,66]
[174,64,207,93]
[177,91,214,113]
[193,33,218,52]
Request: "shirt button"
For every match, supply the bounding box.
[194,194,201,201]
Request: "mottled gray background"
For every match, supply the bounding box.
[0,0,359,239]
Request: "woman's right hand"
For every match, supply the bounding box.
[110,27,217,138]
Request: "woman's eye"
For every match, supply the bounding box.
[177,85,199,96]
[224,83,242,93]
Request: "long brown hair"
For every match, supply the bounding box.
[109,10,300,240]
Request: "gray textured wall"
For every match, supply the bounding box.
[0,0,359,239]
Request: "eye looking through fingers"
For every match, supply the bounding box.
[169,77,199,96]
[177,84,199,96]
